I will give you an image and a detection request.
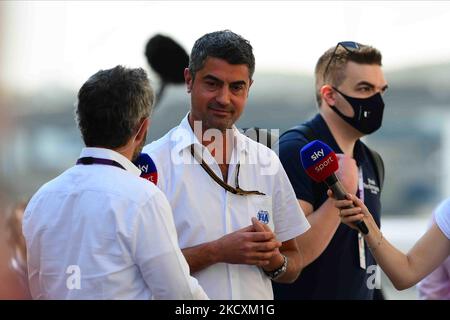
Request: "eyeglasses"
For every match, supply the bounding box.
[323,41,362,82]
[190,145,265,196]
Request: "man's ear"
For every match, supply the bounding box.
[184,68,193,93]
[321,85,336,107]
[135,118,150,144]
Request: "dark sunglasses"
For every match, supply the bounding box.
[323,41,362,82]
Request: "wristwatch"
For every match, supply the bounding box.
[263,254,288,280]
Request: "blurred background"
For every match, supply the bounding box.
[1,0,450,299]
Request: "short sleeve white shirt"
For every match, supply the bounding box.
[436,198,450,240]
[143,114,310,300]
[22,147,207,300]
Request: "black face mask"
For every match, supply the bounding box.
[330,87,385,134]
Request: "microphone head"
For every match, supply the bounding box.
[300,140,338,183]
[133,153,158,185]
[144,34,189,84]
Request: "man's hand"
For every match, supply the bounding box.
[215,223,281,267]
[250,217,285,271]
[335,153,359,195]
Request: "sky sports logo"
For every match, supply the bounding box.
[310,148,335,173]
[314,155,335,173]
[300,141,339,183]
[310,148,325,161]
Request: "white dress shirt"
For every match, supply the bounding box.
[143,114,310,299]
[23,147,207,300]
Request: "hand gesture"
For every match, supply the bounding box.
[216,221,281,266]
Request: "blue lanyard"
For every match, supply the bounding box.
[76,157,125,170]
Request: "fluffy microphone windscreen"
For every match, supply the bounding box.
[145,34,189,84]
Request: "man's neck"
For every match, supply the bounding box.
[89,145,133,161]
[111,145,134,162]
[320,109,361,157]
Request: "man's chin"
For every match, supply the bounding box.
[208,117,235,132]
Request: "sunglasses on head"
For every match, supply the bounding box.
[323,41,362,82]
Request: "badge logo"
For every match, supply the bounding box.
[257,210,269,224]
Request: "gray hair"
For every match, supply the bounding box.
[75,66,154,148]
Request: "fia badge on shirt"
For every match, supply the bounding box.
[257,210,269,224]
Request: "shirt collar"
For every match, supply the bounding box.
[175,113,248,156]
[176,113,203,152]
[79,147,142,176]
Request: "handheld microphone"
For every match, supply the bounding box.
[133,153,158,185]
[300,140,369,235]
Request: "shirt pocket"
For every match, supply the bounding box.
[247,195,274,232]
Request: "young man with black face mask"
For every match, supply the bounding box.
[273,42,389,300]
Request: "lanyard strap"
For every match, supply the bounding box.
[190,145,265,196]
[357,166,367,269]
[357,166,364,203]
[76,157,125,170]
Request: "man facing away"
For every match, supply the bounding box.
[22,66,207,300]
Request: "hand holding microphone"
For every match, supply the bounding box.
[328,192,375,232]
[300,140,369,235]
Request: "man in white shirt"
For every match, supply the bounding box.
[143,30,311,299]
[22,66,207,300]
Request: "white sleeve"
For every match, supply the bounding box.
[132,190,208,300]
[272,153,311,242]
[435,199,450,240]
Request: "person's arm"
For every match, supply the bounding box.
[295,154,359,267]
[295,198,340,266]
[334,193,450,290]
[251,217,302,283]
[182,224,281,274]
[134,192,208,299]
